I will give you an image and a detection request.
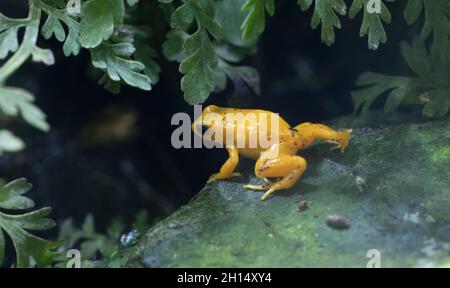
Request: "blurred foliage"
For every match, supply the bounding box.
[0,178,57,268]
[52,210,151,268]
[352,0,450,118]
[0,177,151,268]
[353,39,450,118]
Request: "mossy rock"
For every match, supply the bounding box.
[121,113,450,268]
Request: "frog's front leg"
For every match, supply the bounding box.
[295,123,352,152]
[208,146,241,183]
[244,152,307,200]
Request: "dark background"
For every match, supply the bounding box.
[0,0,416,231]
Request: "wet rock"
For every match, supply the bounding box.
[120,115,450,268]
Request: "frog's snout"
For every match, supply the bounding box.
[192,116,203,137]
[204,105,219,114]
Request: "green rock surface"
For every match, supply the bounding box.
[121,113,450,268]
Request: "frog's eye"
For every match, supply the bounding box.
[204,105,218,113]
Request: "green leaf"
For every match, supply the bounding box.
[91,42,152,91]
[133,35,161,85]
[353,38,450,117]
[42,14,66,42]
[39,1,82,57]
[0,130,25,156]
[422,89,450,118]
[0,87,50,132]
[383,84,410,114]
[53,214,127,267]
[132,210,150,234]
[351,72,417,115]
[215,43,249,63]
[31,46,55,66]
[0,229,4,266]
[173,1,223,104]
[216,59,260,95]
[404,0,450,63]
[127,0,139,6]
[298,0,347,46]
[241,0,274,41]
[0,27,19,59]
[0,178,34,209]
[171,2,195,30]
[0,178,57,267]
[107,217,125,239]
[349,0,392,50]
[80,0,125,48]
[216,0,257,47]
[404,0,423,24]
[166,1,259,103]
[99,74,122,94]
[0,13,27,59]
[82,214,96,234]
[180,29,217,104]
[134,43,161,85]
[400,38,433,81]
[97,26,161,93]
[162,29,189,62]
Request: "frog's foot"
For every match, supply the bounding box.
[325,129,352,152]
[207,172,241,183]
[207,146,240,183]
[294,123,352,153]
[243,183,272,190]
[243,177,273,190]
[252,153,308,200]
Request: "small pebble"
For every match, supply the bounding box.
[298,200,309,212]
[355,176,367,192]
[325,214,350,230]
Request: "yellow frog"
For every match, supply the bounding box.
[192,105,352,200]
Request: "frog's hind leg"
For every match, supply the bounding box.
[295,123,352,152]
[245,153,307,200]
[207,146,241,183]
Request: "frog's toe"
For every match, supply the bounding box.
[243,184,271,191]
[261,187,276,200]
[329,143,342,151]
[326,141,346,152]
[207,174,219,183]
[207,172,242,183]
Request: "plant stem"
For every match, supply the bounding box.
[0,0,41,84]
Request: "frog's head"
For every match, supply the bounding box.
[201,105,223,127]
[192,105,223,137]
[203,105,219,114]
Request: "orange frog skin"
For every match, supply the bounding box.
[192,105,352,200]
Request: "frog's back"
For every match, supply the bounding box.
[204,107,295,159]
